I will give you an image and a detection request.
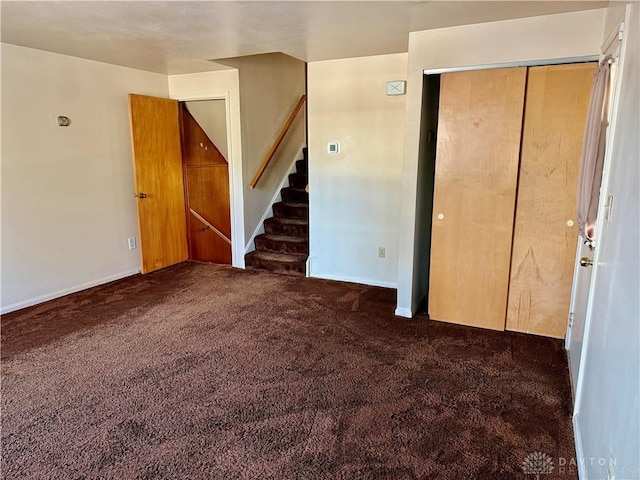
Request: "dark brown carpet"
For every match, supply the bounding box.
[1,262,576,479]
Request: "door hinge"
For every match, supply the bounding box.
[619,22,625,41]
[568,312,575,328]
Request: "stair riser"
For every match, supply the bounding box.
[255,237,309,255]
[281,188,308,203]
[246,257,306,276]
[288,173,308,189]
[296,159,308,174]
[274,203,308,220]
[264,220,308,237]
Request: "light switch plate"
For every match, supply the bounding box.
[386,80,406,96]
[327,142,340,154]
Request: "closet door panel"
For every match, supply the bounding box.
[506,63,596,338]
[429,67,527,330]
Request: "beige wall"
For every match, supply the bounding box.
[185,100,228,159]
[228,53,307,246]
[1,43,169,312]
[307,53,408,287]
[168,69,245,266]
[395,8,607,316]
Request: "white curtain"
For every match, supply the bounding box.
[577,56,613,240]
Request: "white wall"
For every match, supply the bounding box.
[396,9,607,316]
[307,53,408,288]
[574,4,639,478]
[185,99,228,159]
[1,43,169,313]
[168,69,245,267]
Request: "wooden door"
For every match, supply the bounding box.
[129,94,188,273]
[181,104,232,264]
[428,67,527,330]
[506,63,596,338]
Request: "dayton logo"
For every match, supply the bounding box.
[522,451,555,479]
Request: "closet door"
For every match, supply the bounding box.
[506,63,596,338]
[429,67,527,330]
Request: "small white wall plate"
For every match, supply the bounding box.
[327,142,340,154]
[386,81,406,96]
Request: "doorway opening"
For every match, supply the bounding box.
[412,74,441,316]
[180,100,232,265]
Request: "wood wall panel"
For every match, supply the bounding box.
[189,214,232,264]
[506,63,596,338]
[428,67,527,331]
[182,106,227,167]
[186,166,231,240]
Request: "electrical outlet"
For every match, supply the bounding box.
[128,237,137,250]
[378,247,386,258]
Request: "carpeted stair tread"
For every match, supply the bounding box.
[247,251,307,262]
[273,201,308,220]
[258,234,307,243]
[255,234,309,255]
[281,186,308,203]
[245,251,307,276]
[274,201,308,208]
[295,159,308,173]
[264,217,308,237]
[288,173,308,188]
[266,217,308,225]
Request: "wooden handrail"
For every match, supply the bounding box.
[190,209,231,245]
[249,94,306,189]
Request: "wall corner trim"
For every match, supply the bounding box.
[394,306,414,318]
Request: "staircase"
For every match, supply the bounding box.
[245,149,308,276]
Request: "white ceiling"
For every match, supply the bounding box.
[1,1,608,75]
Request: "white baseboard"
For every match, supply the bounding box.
[309,271,397,289]
[0,268,140,315]
[394,306,414,318]
[245,145,304,254]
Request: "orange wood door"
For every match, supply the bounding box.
[129,94,188,273]
[181,104,231,264]
[506,63,596,338]
[428,67,527,331]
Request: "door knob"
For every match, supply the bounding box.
[579,257,593,267]
[135,192,148,199]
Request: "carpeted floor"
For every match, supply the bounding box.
[1,262,576,479]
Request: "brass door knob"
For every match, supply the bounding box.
[580,257,594,267]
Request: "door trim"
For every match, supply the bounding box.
[172,91,245,268]
[423,55,599,75]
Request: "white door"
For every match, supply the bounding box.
[565,35,621,397]
[566,237,594,393]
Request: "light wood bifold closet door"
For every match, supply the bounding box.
[429,67,527,330]
[506,63,596,338]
